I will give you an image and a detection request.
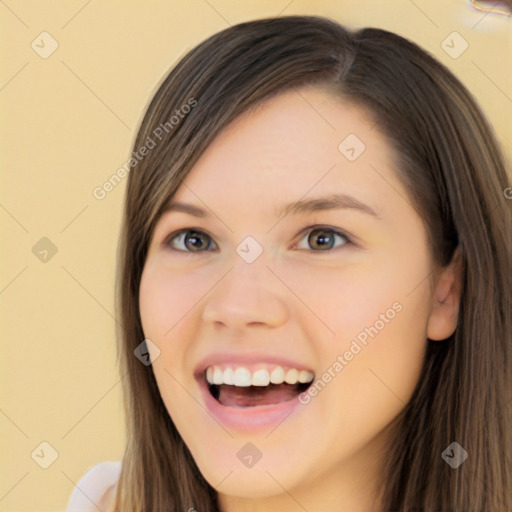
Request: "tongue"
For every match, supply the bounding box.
[218,383,301,407]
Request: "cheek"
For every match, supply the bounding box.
[302,294,429,454]
[298,249,431,412]
[285,259,412,343]
[139,263,201,340]
[313,240,432,346]
[139,265,202,428]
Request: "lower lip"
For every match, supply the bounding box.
[197,377,306,432]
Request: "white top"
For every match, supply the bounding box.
[64,461,122,512]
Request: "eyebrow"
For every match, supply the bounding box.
[163,193,381,220]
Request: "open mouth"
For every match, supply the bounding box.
[195,362,316,429]
[208,381,313,407]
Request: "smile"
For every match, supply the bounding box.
[206,364,314,407]
[195,358,316,432]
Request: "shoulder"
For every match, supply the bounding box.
[64,460,122,512]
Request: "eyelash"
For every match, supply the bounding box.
[162,225,353,255]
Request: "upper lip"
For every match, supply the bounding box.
[193,350,315,380]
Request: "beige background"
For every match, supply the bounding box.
[0,1,510,510]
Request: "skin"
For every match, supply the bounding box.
[98,484,116,512]
[137,85,462,512]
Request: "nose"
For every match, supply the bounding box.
[201,256,289,332]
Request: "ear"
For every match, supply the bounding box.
[427,246,463,341]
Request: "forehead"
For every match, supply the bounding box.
[169,86,404,217]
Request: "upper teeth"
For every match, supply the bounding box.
[205,365,314,387]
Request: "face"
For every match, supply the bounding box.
[139,85,452,509]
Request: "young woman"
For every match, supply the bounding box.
[65,14,511,512]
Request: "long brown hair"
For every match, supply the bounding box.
[113,15,511,511]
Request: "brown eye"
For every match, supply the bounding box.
[295,227,350,251]
[163,226,351,255]
[164,229,217,253]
